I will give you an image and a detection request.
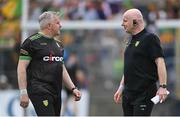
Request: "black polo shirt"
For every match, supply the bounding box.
[19,32,64,96]
[124,29,164,92]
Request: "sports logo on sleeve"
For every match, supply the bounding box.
[20,49,29,55]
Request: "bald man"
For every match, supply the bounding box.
[114,9,168,116]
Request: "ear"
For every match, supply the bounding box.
[47,23,52,29]
[133,19,137,26]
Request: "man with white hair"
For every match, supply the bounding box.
[114,9,168,116]
[17,11,81,116]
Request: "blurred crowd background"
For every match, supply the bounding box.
[0,0,180,116]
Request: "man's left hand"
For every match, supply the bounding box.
[156,87,168,103]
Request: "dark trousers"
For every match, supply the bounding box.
[122,84,157,116]
[29,94,61,116]
[122,95,154,116]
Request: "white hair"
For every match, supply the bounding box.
[38,11,58,29]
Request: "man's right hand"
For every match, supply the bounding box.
[114,89,123,104]
[20,94,29,108]
[72,89,82,101]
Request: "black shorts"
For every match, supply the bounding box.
[29,94,61,116]
[122,83,157,116]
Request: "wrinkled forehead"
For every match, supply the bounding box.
[122,13,132,21]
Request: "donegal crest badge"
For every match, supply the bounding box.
[43,100,48,107]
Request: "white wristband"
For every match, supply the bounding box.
[118,85,124,92]
[20,89,28,95]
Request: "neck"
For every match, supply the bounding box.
[131,26,144,35]
[39,30,53,38]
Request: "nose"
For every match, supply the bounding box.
[59,23,62,29]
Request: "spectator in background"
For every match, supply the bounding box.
[29,0,41,21]
[0,0,21,89]
[62,51,88,115]
[28,0,180,21]
[64,52,80,98]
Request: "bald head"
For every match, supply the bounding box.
[122,9,145,35]
[123,8,143,21]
